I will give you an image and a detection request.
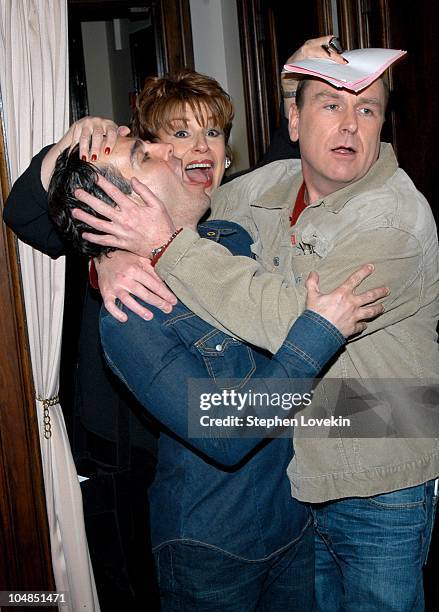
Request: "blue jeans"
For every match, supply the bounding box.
[311,480,438,612]
[153,520,315,611]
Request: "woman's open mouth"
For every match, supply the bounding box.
[184,160,214,187]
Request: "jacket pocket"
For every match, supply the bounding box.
[194,329,256,389]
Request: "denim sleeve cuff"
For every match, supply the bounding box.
[279,310,346,375]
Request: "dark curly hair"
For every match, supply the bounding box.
[48,145,132,258]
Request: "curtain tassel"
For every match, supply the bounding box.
[36,395,59,439]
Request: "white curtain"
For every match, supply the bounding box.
[0,1,99,609]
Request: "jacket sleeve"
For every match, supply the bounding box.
[157,228,305,352]
[99,305,344,468]
[155,222,428,353]
[3,145,66,258]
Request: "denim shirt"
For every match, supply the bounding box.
[100,220,344,559]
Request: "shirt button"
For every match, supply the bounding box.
[215,344,223,351]
[273,256,280,266]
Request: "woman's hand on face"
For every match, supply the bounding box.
[41,116,130,190]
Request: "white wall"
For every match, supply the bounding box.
[189,0,249,171]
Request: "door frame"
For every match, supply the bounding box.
[237,0,334,166]
[0,123,55,595]
[68,0,194,122]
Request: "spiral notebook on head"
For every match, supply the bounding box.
[283,48,407,92]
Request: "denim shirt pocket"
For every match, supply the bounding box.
[194,329,256,390]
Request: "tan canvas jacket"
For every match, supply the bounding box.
[157,143,439,502]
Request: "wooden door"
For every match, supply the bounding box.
[237,0,334,166]
[336,0,438,220]
[0,122,55,604]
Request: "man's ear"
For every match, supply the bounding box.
[288,103,300,143]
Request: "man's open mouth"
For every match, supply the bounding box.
[185,161,214,185]
[331,146,356,154]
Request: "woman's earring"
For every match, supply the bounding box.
[225,157,231,169]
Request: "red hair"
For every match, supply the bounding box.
[132,70,234,146]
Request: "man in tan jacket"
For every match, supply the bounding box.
[77,70,439,610]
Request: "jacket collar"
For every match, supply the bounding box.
[314,143,398,213]
[254,143,398,213]
[251,162,302,210]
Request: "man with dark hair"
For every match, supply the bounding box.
[79,71,439,610]
[48,145,132,258]
[44,137,386,611]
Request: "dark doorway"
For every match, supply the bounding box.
[63,0,194,438]
[130,25,158,96]
[237,0,333,167]
[62,2,195,460]
[63,0,195,433]
[68,0,194,123]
